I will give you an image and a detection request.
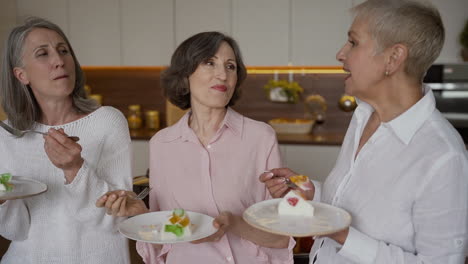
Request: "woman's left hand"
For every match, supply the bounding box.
[44,128,84,183]
[191,211,232,244]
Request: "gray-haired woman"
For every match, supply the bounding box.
[0,17,132,263]
[261,0,468,263]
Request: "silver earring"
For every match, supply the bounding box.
[385,71,389,76]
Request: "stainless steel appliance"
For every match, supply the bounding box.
[424,63,468,143]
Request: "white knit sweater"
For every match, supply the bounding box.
[0,106,132,264]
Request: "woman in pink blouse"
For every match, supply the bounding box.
[97,31,294,264]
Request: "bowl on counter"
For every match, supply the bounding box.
[268,118,315,134]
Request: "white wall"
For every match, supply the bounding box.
[0,0,466,66]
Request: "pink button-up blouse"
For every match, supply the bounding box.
[136,108,294,264]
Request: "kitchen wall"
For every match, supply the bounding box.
[0,0,466,66]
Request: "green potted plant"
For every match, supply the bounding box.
[460,19,468,61]
[263,79,303,103]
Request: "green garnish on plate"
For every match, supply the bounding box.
[0,173,13,192]
[164,224,184,237]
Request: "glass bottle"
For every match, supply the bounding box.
[127,105,143,129]
[145,110,160,131]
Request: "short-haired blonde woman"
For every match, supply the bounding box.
[261,0,468,263]
[97,31,294,264]
[0,17,132,263]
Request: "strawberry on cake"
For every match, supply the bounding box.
[278,190,314,217]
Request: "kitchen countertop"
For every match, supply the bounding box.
[129,128,468,149]
[129,128,345,145]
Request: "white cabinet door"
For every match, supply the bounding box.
[291,0,352,66]
[69,0,121,65]
[175,0,231,47]
[281,144,341,183]
[430,0,466,63]
[121,0,173,66]
[132,140,149,177]
[0,0,17,65]
[351,0,366,6]
[232,0,289,65]
[17,0,69,35]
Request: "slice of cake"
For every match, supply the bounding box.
[160,208,192,240]
[138,224,159,240]
[0,173,13,192]
[289,175,312,191]
[278,190,314,217]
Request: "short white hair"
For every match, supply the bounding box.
[352,0,444,81]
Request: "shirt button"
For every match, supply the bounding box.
[226,256,233,261]
[207,145,212,149]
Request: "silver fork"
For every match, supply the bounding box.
[0,120,80,142]
[273,176,300,189]
[132,187,152,200]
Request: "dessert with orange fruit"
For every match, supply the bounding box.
[161,208,192,240]
[289,174,312,191]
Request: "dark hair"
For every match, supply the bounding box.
[0,17,98,130]
[162,31,247,110]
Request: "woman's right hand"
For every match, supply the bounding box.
[95,190,149,217]
[259,168,315,200]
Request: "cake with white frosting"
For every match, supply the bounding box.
[278,190,314,217]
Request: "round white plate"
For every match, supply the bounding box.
[0,176,47,200]
[119,211,217,244]
[243,199,351,237]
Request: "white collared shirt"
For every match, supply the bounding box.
[310,86,468,263]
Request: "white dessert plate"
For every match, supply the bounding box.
[243,199,351,237]
[118,211,217,244]
[0,176,47,200]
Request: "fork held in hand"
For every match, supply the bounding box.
[0,120,80,142]
[133,187,152,200]
[273,176,300,189]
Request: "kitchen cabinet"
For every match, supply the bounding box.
[232,0,290,65]
[1,0,465,66]
[17,0,68,34]
[431,0,466,63]
[0,0,16,75]
[69,0,121,65]
[132,140,150,177]
[291,0,352,66]
[280,144,340,183]
[175,0,231,47]
[121,0,173,66]
[131,140,340,183]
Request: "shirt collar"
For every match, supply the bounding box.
[157,107,243,142]
[386,85,435,145]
